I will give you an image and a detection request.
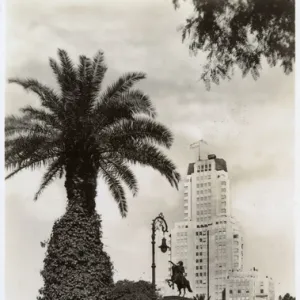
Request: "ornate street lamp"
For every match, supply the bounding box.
[151,213,170,289]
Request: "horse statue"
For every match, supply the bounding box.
[166,260,193,297]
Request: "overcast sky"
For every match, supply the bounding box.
[5,0,295,299]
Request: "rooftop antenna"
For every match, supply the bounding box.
[190,139,208,161]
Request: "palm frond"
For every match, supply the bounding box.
[78,55,93,82]
[57,49,77,82]
[99,72,146,105]
[5,134,60,171]
[49,58,63,89]
[49,57,62,77]
[77,55,97,114]
[5,155,54,180]
[118,89,156,118]
[33,156,65,200]
[49,50,76,100]
[5,109,60,139]
[104,159,138,196]
[5,120,52,138]
[8,78,63,118]
[5,115,32,137]
[116,142,181,189]
[20,105,62,130]
[100,117,174,149]
[99,163,128,217]
[92,50,107,91]
[94,89,156,129]
[49,49,78,110]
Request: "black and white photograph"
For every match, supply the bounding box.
[2,0,296,300]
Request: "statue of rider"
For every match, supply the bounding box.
[169,260,189,287]
[176,261,185,285]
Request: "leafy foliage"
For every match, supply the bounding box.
[105,280,162,300]
[279,294,296,300]
[6,49,180,216]
[172,0,295,89]
[37,204,114,300]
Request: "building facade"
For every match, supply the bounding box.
[170,153,274,300]
[183,154,231,223]
[170,154,244,300]
[226,269,275,300]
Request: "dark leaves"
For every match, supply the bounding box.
[99,72,147,105]
[106,280,161,300]
[173,0,295,89]
[116,142,181,190]
[38,207,114,300]
[99,163,128,217]
[34,156,65,200]
[101,117,174,149]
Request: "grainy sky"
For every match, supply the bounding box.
[5,0,294,299]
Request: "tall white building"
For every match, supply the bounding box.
[183,154,231,222]
[170,154,244,300]
[170,152,274,300]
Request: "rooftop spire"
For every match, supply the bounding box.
[190,139,208,161]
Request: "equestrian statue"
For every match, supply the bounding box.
[166,260,193,297]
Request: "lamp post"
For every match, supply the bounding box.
[151,213,170,290]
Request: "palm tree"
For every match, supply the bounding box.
[6,49,180,300]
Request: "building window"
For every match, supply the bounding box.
[238,290,241,294]
[261,290,264,294]
[229,290,233,294]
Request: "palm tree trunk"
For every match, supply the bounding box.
[64,159,98,213]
